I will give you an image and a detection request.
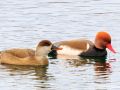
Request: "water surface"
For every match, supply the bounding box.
[0,0,120,90]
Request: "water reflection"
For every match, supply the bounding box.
[2,64,49,80]
[54,54,111,77]
[94,60,111,76]
[93,59,111,90]
[57,54,88,67]
[0,64,55,89]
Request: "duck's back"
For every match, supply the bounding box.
[1,49,35,58]
[49,39,94,56]
[0,49,49,66]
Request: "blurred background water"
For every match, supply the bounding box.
[0,0,120,90]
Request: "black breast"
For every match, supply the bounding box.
[80,46,107,57]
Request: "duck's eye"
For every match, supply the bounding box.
[103,39,111,43]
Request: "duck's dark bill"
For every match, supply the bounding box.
[106,44,116,53]
[51,45,63,50]
[55,48,63,50]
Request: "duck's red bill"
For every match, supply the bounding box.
[106,44,116,53]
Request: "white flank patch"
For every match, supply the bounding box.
[57,45,83,55]
[87,43,90,50]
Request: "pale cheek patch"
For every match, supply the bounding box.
[57,45,83,55]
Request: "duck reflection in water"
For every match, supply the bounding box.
[93,58,111,78]
[2,64,49,80]
[55,54,89,67]
[50,54,112,76]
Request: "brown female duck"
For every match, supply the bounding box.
[0,40,60,66]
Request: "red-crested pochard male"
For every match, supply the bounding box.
[0,40,61,66]
[49,32,116,57]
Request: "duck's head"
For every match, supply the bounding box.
[36,40,62,56]
[95,31,116,53]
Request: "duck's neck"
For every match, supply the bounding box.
[35,47,48,58]
[35,52,48,62]
[95,43,105,50]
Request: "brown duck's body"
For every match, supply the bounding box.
[1,49,35,57]
[0,49,49,66]
[0,40,54,66]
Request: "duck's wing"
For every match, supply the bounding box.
[0,52,34,65]
[1,49,35,58]
[53,39,94,55]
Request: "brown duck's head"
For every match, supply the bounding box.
[95,31,116,53]
[38,40,52,47]
[36,40,62,56]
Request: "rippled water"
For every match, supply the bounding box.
[0,0,120,90]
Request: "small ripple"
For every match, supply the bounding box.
[47,1,73,4]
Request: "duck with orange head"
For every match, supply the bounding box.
[49,31,116,58]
